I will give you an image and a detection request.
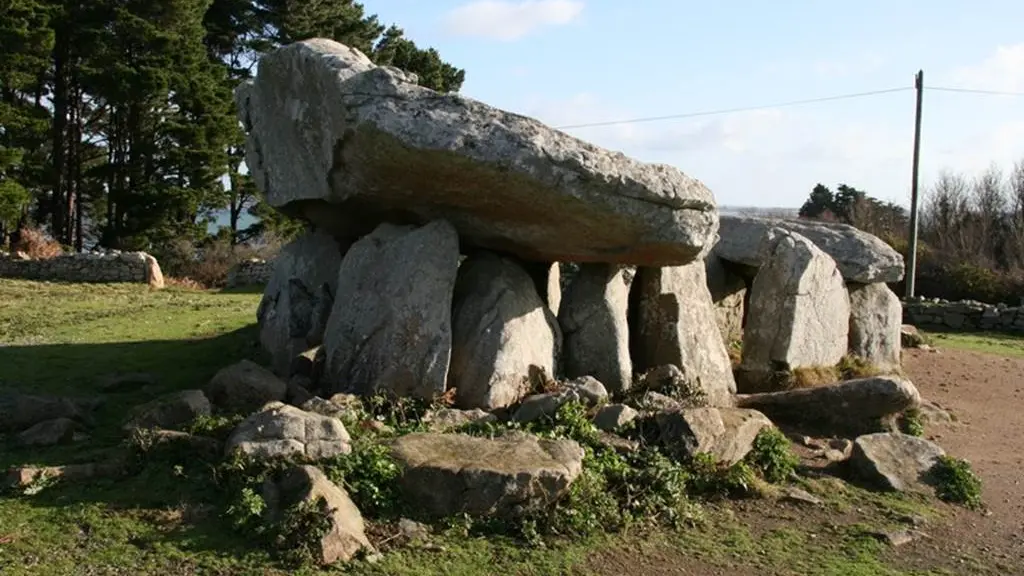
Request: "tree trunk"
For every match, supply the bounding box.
[50,31,68,241]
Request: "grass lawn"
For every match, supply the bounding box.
[0,279,972,575]
[922,329,1024,359]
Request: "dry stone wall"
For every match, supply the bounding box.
[902,297,1024,333]
[0,251,164,288]
[226,258,275,288]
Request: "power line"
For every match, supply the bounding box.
[927,86,1024,97]
[553,86,913,130]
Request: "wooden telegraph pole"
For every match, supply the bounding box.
[905,70,924,298]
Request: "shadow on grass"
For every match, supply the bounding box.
[0,323,281,569]
[1,323,263,467]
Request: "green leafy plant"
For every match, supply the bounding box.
[932,456,983,509]
[686,453,757,499]
[900,409,925,437]
[274,496,335,566]
[321,440,403,517]
[745,427,799,483]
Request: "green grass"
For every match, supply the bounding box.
[0,280,995,575]
[923,329,1024,358]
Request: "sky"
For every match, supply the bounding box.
[352,0,1024,209]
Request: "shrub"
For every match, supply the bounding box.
[899,409,925,437]
[13,226,63,259]
[932,455,983,509]
[744,427,799,483]
[155,232,285,289]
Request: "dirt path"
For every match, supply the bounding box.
[893,348,1024,572]
[583,347,1024,575]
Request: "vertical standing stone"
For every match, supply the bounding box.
[847,282,902,371]
[450,252,562,410]
[558,263,633,396]
[258,229,346,376]
[322,220,460,401]
[740,229,850,384]
[705,255,746,347]
[630,261,737,407]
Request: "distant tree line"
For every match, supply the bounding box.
[797,159,1024,304]
[0,0,464,256]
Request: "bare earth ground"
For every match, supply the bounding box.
[584,348,1024,576]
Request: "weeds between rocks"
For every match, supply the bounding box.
[899,408,926,437]
[121,392,804,568]
[932,455,983,509]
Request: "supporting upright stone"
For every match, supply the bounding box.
[739,229,850,389]
[322,220,460,401]
[847,282,902,371]
[630,261,737,407]
[558,263,633,396]
[705,255,747,348]
[257,229,346,376]
[450,251,562,411]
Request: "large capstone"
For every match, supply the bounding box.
[740,229,849,384]
[714,215,904,284]
[630,261,737,407]
[322,220,459,401]
[450,251,561,410]
[558,263,633,396]
[847,282,902,371]
[236,38,718,266]
[257,230,345,376]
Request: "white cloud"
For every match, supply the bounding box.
[442,0,584,41]
[949,43,1024,93]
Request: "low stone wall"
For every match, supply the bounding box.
[226,258,275,288]
[902,297,1024,333]
[0,251,165,288]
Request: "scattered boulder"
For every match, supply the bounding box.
[207,359,288,414]
[850,432,945,494]
[257,230,346,376]
[450,251,561,410]
[901,325,926,349]
[97,372,158,393]
[656,407,773,465]
[123,390,212,432]
[389,432,584,518]
[705,255,747,347]
[225,402,352,460]
[630,262,737,406]
[322,221,459,401]
[847,282,902,371]
[236,38,719,266]
[634,391,683,413]
[262,465,374,565]
[0,392,85,433]
[423,408,498,432]
[593,404,639,432]
[558,263,634,396]
[636,364,711,407]
[512,377,609,423]
[917,399,955,425]
[17,418,77,447]
[739,229,850,387]
[286,375,316,407]
[713,215,905,283]
[144,253,165,289]
[6,459,126,489]
[779,486,823,506]
[143,429,222,458]
[735,376,921,436]
[299,396,351,420]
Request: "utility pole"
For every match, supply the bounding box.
[905,70,924,298]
